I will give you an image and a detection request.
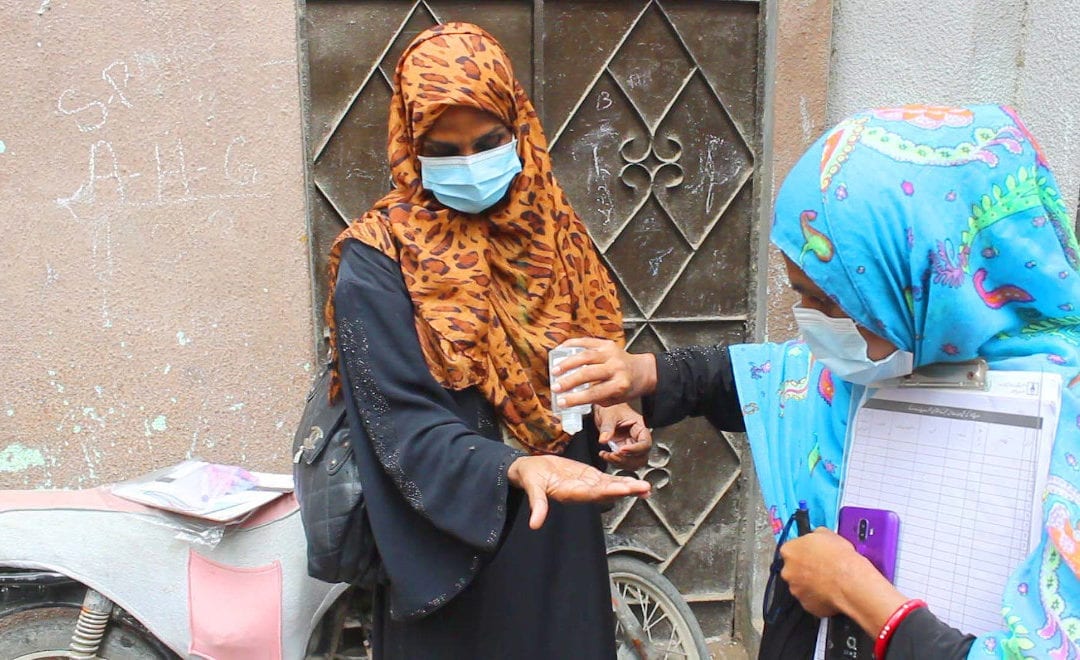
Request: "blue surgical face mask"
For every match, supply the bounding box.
[418,138,522,214]
[791,305,914,386]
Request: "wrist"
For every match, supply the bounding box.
[507,456,527,487]
[834,550,906,635]
[631,353,658,397]
[874,599,927,660]
[832,549,870,613]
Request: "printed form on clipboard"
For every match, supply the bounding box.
[815,370,1062,659]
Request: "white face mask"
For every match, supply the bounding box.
[791,305,914,386]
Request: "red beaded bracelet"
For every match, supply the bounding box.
[873,598,927,660]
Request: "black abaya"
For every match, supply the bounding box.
[334,239,616,659]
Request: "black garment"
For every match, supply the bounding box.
[886,607,974,659]
[641,344,745,432]
[760,526,820,660]
[334,240,615,659]
[640,344,976,660]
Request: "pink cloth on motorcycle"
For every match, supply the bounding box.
[187,550,282,660]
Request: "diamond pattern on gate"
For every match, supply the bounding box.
[601,324,744,550]
[313,2,440,224]
[607,6,695,130]
[546,2,755,571]
[550,2,754,319]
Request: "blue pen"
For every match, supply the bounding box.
[794,500,811,536]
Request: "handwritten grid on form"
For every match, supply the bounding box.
[838,375,1058,635]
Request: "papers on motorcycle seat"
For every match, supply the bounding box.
[816,370,1062,658]
[112,460,294,523]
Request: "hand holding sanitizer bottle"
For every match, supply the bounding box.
[548,345,591,435]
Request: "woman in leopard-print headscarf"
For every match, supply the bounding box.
[324,23,651,658]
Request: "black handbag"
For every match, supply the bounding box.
[292,363,380,587]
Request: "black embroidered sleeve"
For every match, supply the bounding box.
[641,344,745,432]
[334,239,522,552]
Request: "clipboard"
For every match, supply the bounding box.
[816,364,1062,659]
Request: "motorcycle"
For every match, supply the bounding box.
[0,465,709,659]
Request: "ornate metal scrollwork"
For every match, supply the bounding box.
[618,136,685,193]
[617,441,672,491]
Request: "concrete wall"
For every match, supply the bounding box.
[760,0,834,344]
[0,1,312,488]
[829,0,1080,220]
[742,0,834,651]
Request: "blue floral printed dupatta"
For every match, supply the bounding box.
[731,340,853,535]
[733,104,1080,658]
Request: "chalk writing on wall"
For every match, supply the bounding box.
[56,58,143,133]
[56,136,262,218]
[44,44,271,358]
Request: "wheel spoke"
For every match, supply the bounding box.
[610,563,704,660]
[639,596,656,630]
[644,610,672,637]
[662,624,686,658]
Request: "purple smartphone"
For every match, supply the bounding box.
[837,506,900,582]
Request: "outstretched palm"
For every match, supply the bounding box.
[508,455,650,529]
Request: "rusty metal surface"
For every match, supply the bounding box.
[298,0,760,638]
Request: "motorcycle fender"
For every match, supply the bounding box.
[0,499,344,659]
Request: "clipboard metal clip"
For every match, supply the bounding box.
[894,359,989,390]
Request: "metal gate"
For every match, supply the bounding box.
[298,0,761,639]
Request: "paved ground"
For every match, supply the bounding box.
[708,638,751,660]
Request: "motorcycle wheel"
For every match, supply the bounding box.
[0,605,175,659]
[609,555,711,660]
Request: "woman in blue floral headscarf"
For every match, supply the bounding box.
[554,104,1080,658]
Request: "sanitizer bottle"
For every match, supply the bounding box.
[549,345,591,434]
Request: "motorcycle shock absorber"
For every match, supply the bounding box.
[68,588,116,659]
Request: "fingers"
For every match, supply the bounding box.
[556,389,593,409]
[605,470,651,493]
[520,456,651,517]
[552,363,613,393]
[616,436,651,454]
[556,380,626,408]
[603,434,650,467]
[592,409,615,445]
[600,450,649,470]
[587,476,649,499]
[598,426,615,444]
[629,421,652,442]
[609,474,651,497]
[559,337,616,352]
[593,405,621,444]
[557,464,651,501]
[550,339,622,378]
[550,350,602,377]
[596,405,650,461]
[524,479,550,530]
[779,535,801,563]
[509,457,553,529]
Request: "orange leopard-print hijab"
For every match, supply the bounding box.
[325,23,624,455]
